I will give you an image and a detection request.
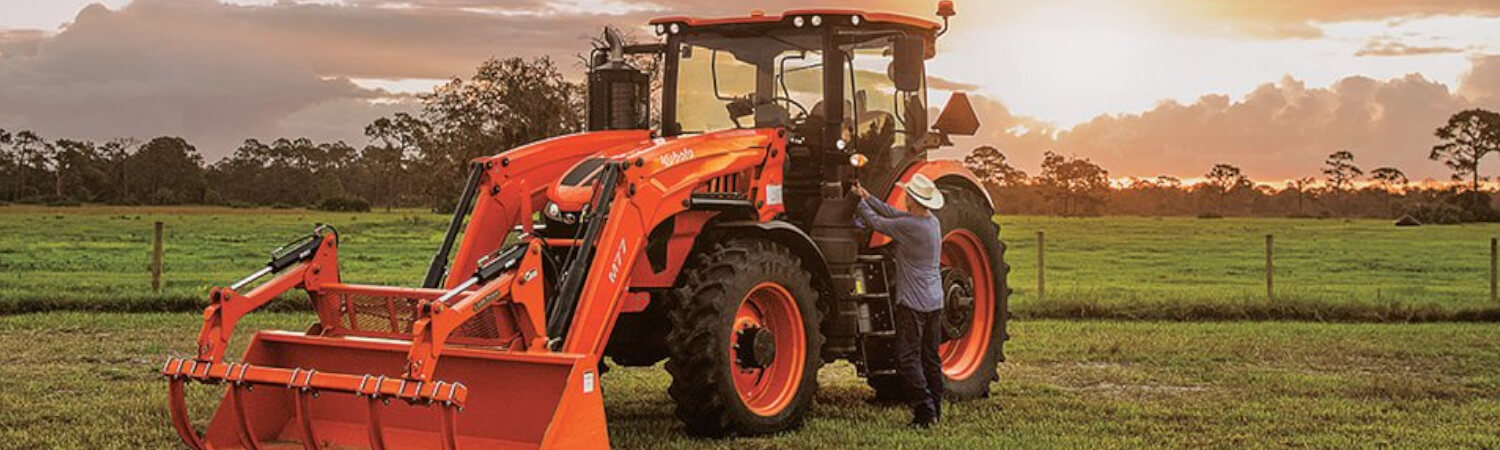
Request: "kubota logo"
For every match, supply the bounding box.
[607,239,627,283]
[657,148,694,168]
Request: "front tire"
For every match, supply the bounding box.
[665,238,824,437]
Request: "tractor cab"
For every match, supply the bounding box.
[586,5,979,215]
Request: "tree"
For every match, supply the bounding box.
[1285,177,1316,215]
[362,113,428,210]
[1369,167,1408,192]
[1322,150,1363,192]
[412,57,585,209]
[963,146,1027,187]
[1369,167,1408,217]
[1155,175,1182,189]
[1203,164,1249,214]
[1204,164,1248,194]
[53,139,103,200]
[1430,109,1500,207]
[1036,151,1110,216]
[128,137,206,204]
[11,131,55,199]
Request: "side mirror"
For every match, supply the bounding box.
[932,93,979,136]
[892,36,926,92]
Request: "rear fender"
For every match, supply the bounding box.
[870,160,993,248]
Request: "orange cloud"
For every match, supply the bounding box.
[1355,39,1466,57]
[951,55,1500,182]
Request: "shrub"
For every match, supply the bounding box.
[147,188,181,205]
[1196,212,1223,219]
[316,196,371,212]
[203,190,226,205]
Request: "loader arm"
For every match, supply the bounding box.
[553,128,787,357]
[441,130,652,289]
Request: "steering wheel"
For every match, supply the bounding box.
[771,97,810,120]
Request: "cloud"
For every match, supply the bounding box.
[1459,54,1500,107]
[0,0,428,158]
[0,29,47,58]
[957,59,1500,181]
[1355,39,1465,57]
[1172,0,1500,39]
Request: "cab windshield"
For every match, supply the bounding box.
[671,30,927,153]
[675,33,823,133]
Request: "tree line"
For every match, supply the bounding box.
[3,54,1498,223]
[965,109,1500,223]
[0,57,583,212]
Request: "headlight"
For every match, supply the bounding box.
[545,202,563,221]
[654,24,666,35]
[669,23,681,34]
[811,15,823,27]
[850,154,869,168]
[851,15,862,26]
[793,16,805,28]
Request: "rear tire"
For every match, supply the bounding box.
[867,185,1010,401]
[665,238,824,437]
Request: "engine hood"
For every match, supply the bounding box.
[545,129,777,212]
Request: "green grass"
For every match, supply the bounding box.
[2,206,1499,320]
[0,205,449,312]
[996,216,1500,321]
[2,313,1496,448]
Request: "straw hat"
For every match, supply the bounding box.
[898,174,945,210]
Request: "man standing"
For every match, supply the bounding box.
[852,174,946,428]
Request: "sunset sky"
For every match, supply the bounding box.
[2,0,1499,182]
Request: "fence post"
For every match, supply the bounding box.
[1037,230,1045,300]
[152,221,165,294]
[1491,237,1496,302]
[1265,234,1274,301]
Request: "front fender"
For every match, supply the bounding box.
[712,220,833,292]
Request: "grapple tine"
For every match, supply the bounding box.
[227,384,262,450]
[364,396,389,450]
[439,405,460,450]
[166,376,207,450]
[359,374,389,450]
[289,368,322,450]
[293,389,321,450]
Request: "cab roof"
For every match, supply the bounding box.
[650,8,941,32]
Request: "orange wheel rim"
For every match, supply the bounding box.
[939,229,994,380]
[729,282,805,416]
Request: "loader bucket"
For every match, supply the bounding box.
[188,331,608,449]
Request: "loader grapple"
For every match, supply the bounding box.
[161,232,608,450]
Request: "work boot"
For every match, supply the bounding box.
[908,413,938,429]
[908,400,938,428]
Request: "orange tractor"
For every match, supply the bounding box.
[161,2,1008,448]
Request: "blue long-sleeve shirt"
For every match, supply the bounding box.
[856,196,944,312]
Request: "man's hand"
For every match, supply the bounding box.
[850,182,870,198]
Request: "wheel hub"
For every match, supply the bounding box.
[735,326,777,369]
[941,267,976,341]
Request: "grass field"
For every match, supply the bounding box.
[2,205,1498,320]
[2,312,1496,448]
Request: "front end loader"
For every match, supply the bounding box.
[160,2,1009,448]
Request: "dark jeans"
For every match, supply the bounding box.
[895,305,944,420]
